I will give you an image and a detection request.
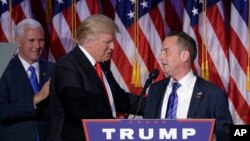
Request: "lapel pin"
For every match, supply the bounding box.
[195,92,203,99]
[104,71,107,75]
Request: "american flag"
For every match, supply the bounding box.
[111,0,165,94]
[183,0,229,87]
[183,0,250,124]
[184,0,233,121]
[229,0,250,124]
[0,0,249,124]
[0,0,32,42]
[49,0,99,61]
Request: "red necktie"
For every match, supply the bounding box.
[95,63,103,81]
[95,63,112,111]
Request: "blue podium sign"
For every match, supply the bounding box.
[82,119,214,141]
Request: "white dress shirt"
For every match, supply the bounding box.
[18,54,40,82]
[161,70,197,119]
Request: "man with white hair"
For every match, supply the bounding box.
[0,19,54,141]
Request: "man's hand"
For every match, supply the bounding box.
[33,79,50,105]
[212,133,216,141]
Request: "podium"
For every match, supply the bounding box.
[82,119,214,141]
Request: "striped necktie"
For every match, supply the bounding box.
[166,82,181,118]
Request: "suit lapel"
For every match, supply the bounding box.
[156,78,170,118]
[187,77,204,118]
[74,46,98,80]
[73,46,104,95]
[39,60,51,89]
[99,62,113,90]
[12,56,34,95]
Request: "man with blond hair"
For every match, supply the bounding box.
[49,14,139,141]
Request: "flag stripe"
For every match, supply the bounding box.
[112,39,141,94]
[12,3,29,23]
[114,13,142,93]
[0,0,32,42]
[86,0,99,15]
[164,0,182,31]
[0,26,8,41]
[230,28,248,74]
[184,0,229,92]
[19,0,32,18]
[229,77,250,124]
[140,11,165,81]
[207,3,228,59]
[149,4,165,41]
[52,13,74,53]
[206,10,229,91]
[50,27,67,60]
[62,7,75,34]
[76,0,91,21]
[229,0,250,124]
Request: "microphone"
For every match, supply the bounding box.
[140,69,159,96]
[125,69,159,119]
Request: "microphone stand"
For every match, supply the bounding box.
[124,69,159,119]
[125,80,149,119]
[131,87,146,119]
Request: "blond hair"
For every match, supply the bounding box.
[76,14,119,44]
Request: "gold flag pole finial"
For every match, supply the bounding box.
[245,0,250,91]
[45,0,53,24]
[201,0,209,80]
[131,0,141,88]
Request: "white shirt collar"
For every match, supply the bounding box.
[170,70,196,88]
[78,45,96,66]
[18,54,39,72]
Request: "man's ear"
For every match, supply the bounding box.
[83,39,92,48]
[14,37,21,47]
[181,50,190,62]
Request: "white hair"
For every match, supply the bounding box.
[15,19,44,37]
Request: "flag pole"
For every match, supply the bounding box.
[9,0,12,42]
[246,0,250,91]
[131,0,141,88]
[201,0,209,80]
[74,0,76,39]
[72,0,76,40]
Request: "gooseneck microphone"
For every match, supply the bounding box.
[141,69,159,96]
[126,69,159,119]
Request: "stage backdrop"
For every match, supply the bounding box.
[0,0,249,124]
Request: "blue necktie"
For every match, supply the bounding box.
[28,66,39,93]
[166,82,181,119]
[28,66,40,141]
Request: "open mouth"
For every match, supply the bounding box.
[107,52,112,56]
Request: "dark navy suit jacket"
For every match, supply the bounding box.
[0,55,54,141]
[48,46,139,141]
[143,77,233,141]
